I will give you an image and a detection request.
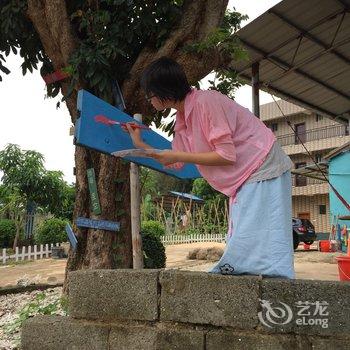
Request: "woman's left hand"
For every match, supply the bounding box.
[148,150,183,168]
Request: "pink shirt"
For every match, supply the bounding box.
[172,89,276,199]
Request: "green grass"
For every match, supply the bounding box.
[3,259,34,267]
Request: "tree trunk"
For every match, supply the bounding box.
[12,227,21,251]
[27,1,133,295]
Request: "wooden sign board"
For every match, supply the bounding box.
[87,168,102,215]
[65,224,78,250]
[75,89,201,180]
[76,217,120,232]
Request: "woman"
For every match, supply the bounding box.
[124,57,295,279]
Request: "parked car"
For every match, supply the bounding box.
[292,218,317,250]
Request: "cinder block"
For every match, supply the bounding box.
[109,324,204,350]
[206,330,309,350]
[160,270,261,328]
[260,278,350,336]
[69,269,159,322]
[21,316,109,350]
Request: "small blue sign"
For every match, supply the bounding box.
[65,224,78,250]
[76,217,120,232]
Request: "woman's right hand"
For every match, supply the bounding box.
[122,123,143,148]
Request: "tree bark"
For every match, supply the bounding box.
[26,0,230,295]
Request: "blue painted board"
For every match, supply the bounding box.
[76,217,120,232]
[329,151,350,217]
[65,224,78,250]
[75,89,201,179]
[328,151,350,239]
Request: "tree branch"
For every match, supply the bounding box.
[122,0,229,116]
[27,0,79,120]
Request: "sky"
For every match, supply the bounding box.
[0,0,281,184]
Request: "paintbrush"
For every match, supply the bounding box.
[94,115,150,130]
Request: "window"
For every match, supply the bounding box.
[315,154,323,163]
[316,114,323,122]
[270,123,278,132]
[319,205,326,215]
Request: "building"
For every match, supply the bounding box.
[261,100,350,234]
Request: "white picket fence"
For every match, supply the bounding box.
[1,243,62,265]
[1,235,225,264]
[161,233,226,245]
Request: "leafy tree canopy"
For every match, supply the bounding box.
[1,1,247,129]
[0,144,74,218]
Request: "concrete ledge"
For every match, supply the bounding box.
[22,316,109,350]
[160,270,261,328]
[21,315,350,350]
[0,283,63,295]
[22,270,350,349]
[68,269,159,322]
[260,278,350,336]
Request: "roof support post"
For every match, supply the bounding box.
[252,62,260,118]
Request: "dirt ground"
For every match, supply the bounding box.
[0,242,345,288]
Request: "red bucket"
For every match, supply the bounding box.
[336,256,350,281]
[319,240,331,252]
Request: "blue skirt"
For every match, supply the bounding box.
[209,170,295,279]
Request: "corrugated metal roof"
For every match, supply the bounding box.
[231,0,350,124]
[260,99,309,121]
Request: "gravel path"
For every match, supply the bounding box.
[0,287,63,350]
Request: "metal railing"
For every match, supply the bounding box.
[277,124,349,146]
[292,174,325,187]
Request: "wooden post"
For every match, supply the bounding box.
[252,62,260,118]
[130,113,144,269]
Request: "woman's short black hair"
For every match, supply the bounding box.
[140,57,191,102]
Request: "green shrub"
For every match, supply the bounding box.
[34,218,68,245]
[141,220,165,238]
[141,232,166,269]
[0,219,16,248]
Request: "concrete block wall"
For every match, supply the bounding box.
[22,270,350,350]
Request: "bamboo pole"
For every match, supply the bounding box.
[130,113,144,269]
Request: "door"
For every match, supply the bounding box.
[295,162,307,186]
[295,123,306,144]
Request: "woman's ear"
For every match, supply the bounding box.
[162,98,176,109]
